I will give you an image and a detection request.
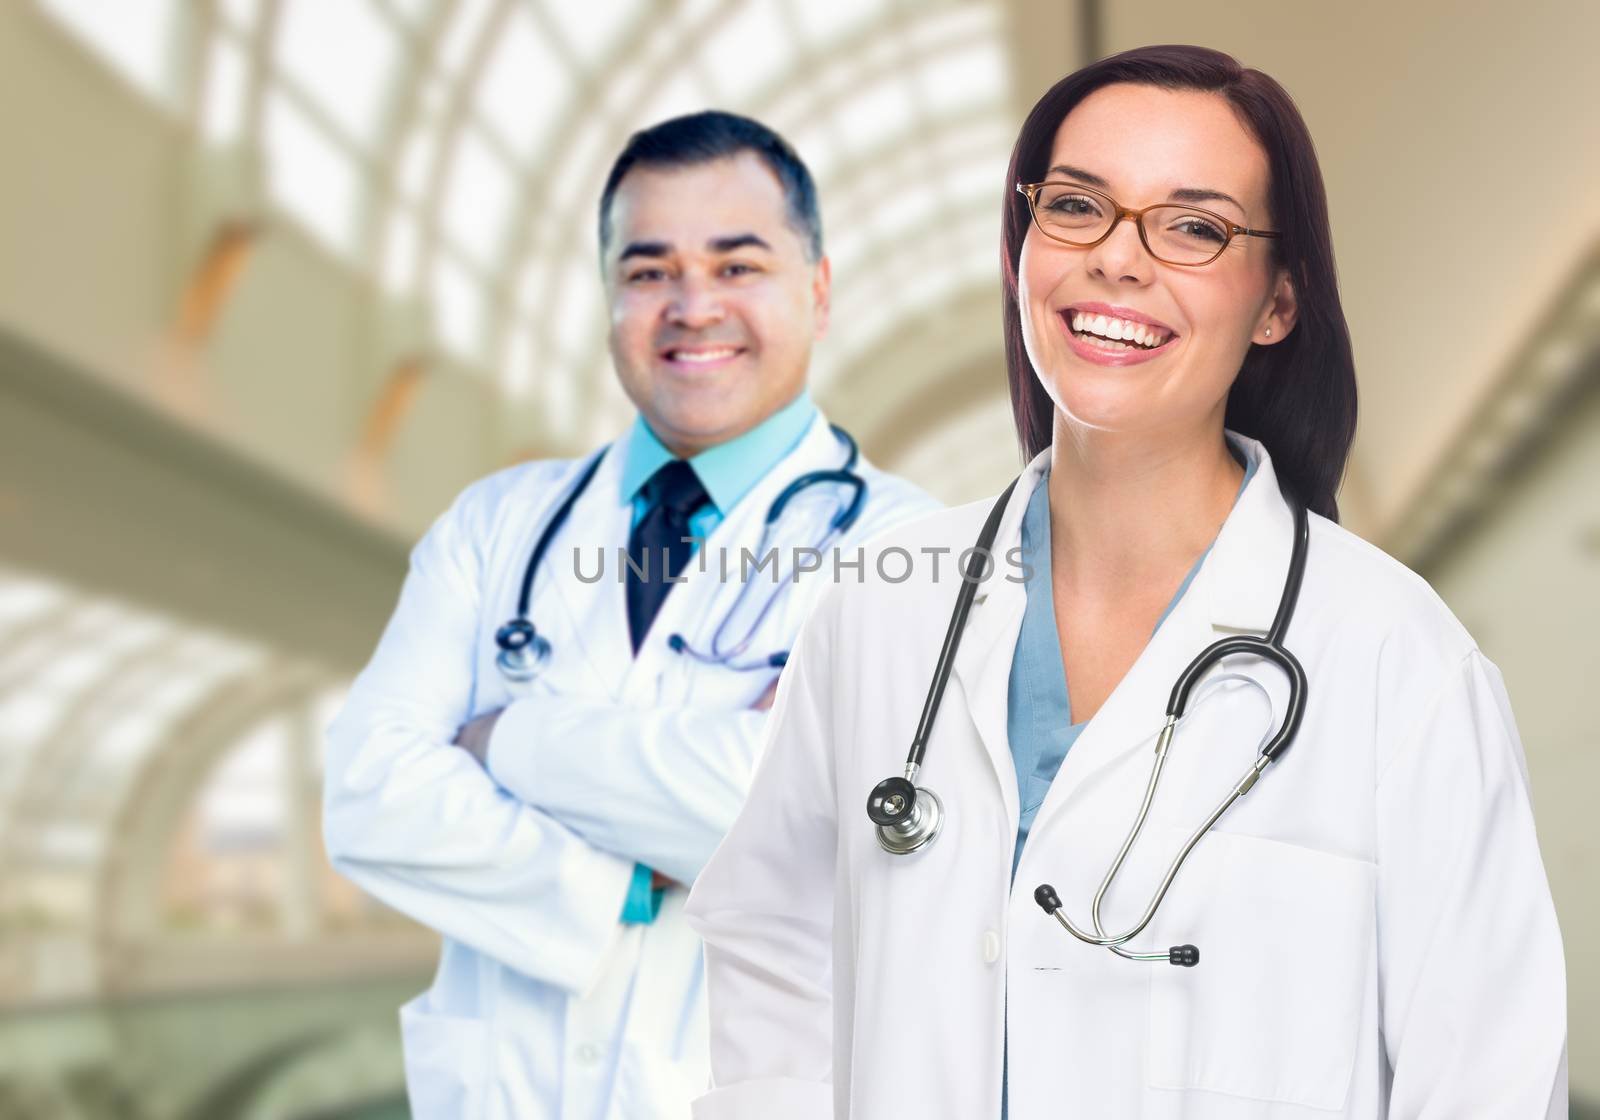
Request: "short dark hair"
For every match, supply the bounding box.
[1001,45,1358,522]
[597,110,824,261]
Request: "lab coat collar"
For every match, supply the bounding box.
[1204,432,1298,635]
[616,388,819,516]
[622,410,852,700]
[1025,433,1301,875]
[531,439,635,694]
[537,408,851,701]
[945,450,1048,823]
[946,431,1299,828]
[952,429,1296,635]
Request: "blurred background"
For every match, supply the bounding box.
[0,0,1594,1116]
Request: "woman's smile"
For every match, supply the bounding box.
[1056,303,1181,367]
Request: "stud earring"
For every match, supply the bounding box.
[1264,327,1272,338]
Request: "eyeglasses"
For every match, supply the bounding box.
[1016,181,1279,267]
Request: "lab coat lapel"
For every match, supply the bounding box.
[1202,434,1298,637]
[534,442,636,698]
[1031,434,1299,823]
[1036,558,1219,817]
[947,450,1050,823]
[620,413,848,699]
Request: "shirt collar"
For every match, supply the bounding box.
[618,388,819,515]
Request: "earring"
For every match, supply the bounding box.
[1264,327,1272,338]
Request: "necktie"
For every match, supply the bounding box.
[626,459,710,654]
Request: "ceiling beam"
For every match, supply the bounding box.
[0,326,409,671]
[1383,242,1600,570]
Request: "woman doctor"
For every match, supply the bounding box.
[683,45,1567,1119]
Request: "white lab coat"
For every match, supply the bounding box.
[322,412,938,1120]
[684,436,1568,1119]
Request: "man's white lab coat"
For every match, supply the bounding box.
[323,413,936,1119]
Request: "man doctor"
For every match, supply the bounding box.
[322,110,936,1119]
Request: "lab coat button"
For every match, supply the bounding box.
[576,1043,601,1065]
[983,929,1002,964]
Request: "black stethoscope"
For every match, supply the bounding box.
[495,425,867,681]
[866,469,1310,968]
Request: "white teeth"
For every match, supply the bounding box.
[1068,311,1170,349]
[670,348,738,363]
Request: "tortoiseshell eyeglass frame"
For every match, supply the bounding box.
[1016,181,1280,267]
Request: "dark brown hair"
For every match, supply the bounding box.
[1002,44,1357,520]
[599,110,822,261]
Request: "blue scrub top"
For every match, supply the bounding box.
[1005,442,1258,875]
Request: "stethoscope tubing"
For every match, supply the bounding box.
[499,425,864,677]
[514,448,608,620]
[665,426,863,670]
[872,468,1313,968]
[1165,502,1310,759]
[904,476,1019,779]
[667,514,843,671]
[1050,500,1310,960]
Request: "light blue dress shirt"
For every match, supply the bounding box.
[617,387,819,537]
[1000,441,1257,1115]
[614,388,820,923]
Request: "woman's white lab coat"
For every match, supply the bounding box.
[321,415,936,1120]
[684,437,1568,1119]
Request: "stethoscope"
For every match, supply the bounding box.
[495,425,867,682]
[865,470,1310,969]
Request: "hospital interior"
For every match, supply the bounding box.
[0,0,1595,1115]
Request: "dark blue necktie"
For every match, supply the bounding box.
[626,459,709,655]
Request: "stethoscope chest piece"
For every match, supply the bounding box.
[495,618,552,682]
[868,464,1312,970]
[865,476,1020,859]
[867,776,945,855]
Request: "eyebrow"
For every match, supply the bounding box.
[617,232,775,262]
[710,233,773,253]
[618,240,670,262]
[1047,164,1246,213]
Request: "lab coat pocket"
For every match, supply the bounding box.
[1146,832,1374,1111]
[400,995,492,1120]
[613,1042,697,1120]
